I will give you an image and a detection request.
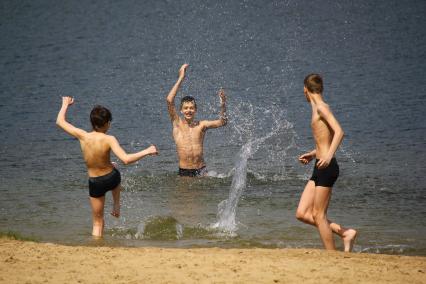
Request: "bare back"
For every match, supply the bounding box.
[173,119,206,169]
[311,103,334,159]
[79,132,114,177]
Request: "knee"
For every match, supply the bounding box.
[295,209,306,222]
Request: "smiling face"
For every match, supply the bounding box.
[180,101,197,121]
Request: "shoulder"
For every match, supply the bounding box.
[173,117,184,128]
[75,129,89,141]
[199,120,209,129]
[104,134,117,142]
[316,103,332,116]
[72,127,89,141]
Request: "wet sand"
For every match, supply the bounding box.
[0,239,425,284]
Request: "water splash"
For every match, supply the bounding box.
[135,216,183,240]
[212,101,297,233]
[211,135,273,232]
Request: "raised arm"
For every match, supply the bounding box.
[316,104,344,168]
[56,97,87,139]
[108,136,158,165]
[201,89,228,129]
[166,64,188,123]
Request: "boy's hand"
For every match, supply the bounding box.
[147,145,159,156]
[218,89,226,105]
[316,156,331,169]
[62,96,74,107]
[298,152,314,165]
[178,64,189,80]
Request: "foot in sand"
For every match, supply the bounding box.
[111,203,120,218]
[342,229,357,252]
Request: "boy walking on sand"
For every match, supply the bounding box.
[56,97,158,237]
[295,74,357,251]
[166,64,227,177]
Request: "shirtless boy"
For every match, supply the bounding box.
[56,97,158,237]
[166,64,227,177]
[295,74,357,252]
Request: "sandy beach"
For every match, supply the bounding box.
[0,239,425,284]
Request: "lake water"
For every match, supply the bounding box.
[1,0,425,255]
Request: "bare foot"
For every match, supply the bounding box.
[342,229,357,252]
[111,203,120,218]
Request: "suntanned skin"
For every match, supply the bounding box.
[56,97,158,237]
[166,64,227,171]
[296,86,357,252]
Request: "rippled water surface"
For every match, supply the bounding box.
[0,0,425,255]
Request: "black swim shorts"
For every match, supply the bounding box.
[178,166,208,177]
[310,158,339,188]
[88,168,121,198]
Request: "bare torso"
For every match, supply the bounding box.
[79,132,114,177]
[173,119,206,169]
[311,103,334,160]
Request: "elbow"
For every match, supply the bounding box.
[121,156,132,165]
[339,130,345,141]
[56,118,62,127]
[222,119,228,126]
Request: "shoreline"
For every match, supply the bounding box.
[1,239,425,283]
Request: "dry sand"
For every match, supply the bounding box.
[0,239,425,284]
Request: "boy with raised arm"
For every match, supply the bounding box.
[56,97,158,237]
[295,74,357,252]
[166,64,227,177]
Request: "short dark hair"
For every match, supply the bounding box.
[304,74,323,94]
[90,105,112,130]
[180,96,197,109]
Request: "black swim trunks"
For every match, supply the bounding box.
[88,168,121,198]
[178,166,208,177]
[310,158,339,187]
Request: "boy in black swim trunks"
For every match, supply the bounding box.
[56,97,158,237]
[295,74,357,252]
[166,64,227,177]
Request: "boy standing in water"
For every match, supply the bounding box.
[166,64,227,177]
[56,97,158,237]
[295,74,357,252]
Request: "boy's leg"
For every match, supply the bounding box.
[89,196,105,237]
[110,185,121,218]
[322,187,358,252]
[296,181,357,251]
[296,181,344,231]
[313,186,335,250]
[295,180,316,225]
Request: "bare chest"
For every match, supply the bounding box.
[173,123,205,144]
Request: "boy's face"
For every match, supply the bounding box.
[303,86,310,102]
[180,101,197,120]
